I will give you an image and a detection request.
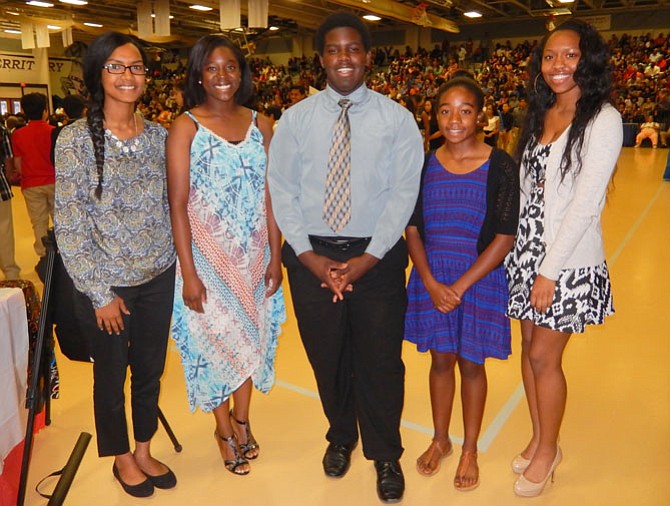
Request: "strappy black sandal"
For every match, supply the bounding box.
[214,431,249,475]
[230,410,260,460]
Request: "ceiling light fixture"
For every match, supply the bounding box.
[47,24,61,29]
[4,29,22,34]
[59,0,88,5]
[26,1,54,6]
[189,4,213,11]
[558,0,574,3]
[269,26,279,31]
[83,22,103,27]
[463,11,482,18]
[7,11,20,15]
[362,14,381,21]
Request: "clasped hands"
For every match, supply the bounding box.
[299,251,378,303]
[322,266,353,302]
[426,279,462,314]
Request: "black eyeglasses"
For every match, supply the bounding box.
[102,63,149,75]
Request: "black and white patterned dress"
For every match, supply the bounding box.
[505,140,614,333]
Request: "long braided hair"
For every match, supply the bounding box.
[515,19,613,181]
[82,32,147,199]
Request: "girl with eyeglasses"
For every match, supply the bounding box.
[54,32,177,498]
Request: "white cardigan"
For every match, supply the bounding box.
[520,103,622,280]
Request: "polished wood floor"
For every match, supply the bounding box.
[6,146,669,505]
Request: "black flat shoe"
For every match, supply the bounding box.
[146,466,177,489]
[374,460,405,503]
[322,442,357,478]
[112,464,154,498]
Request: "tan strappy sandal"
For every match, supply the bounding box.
[416,439,453,476]
[454,450,479,491]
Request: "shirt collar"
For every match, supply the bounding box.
[325,83,369,109]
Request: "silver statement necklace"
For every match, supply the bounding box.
[106,112,141,154]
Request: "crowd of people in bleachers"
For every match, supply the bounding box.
[2,30,670,149]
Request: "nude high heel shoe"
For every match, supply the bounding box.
[512,438,560,474]
[513,447,562,497]
[511,453,531,474]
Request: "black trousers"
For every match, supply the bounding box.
[74,263,176,457]
[283,239,407,461]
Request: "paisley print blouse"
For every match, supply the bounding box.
[54,117,175,309]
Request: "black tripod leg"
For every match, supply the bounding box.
[17,237,56,506]
[46,432,92,506]
[157,407,182,452]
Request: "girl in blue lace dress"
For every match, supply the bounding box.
[404,77,519,490]
[167,35,285,476]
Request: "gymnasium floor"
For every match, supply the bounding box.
[7,145,669,505]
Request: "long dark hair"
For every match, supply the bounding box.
[82,32,147,199]
[184,35,253,109]
[515,18,612,180]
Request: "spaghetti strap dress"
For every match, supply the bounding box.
[171,110,285,412]
[404,153,511,365]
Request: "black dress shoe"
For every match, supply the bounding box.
[112,464,154,498]
[374,460,405,503]
[146,467,177,489]
[322,442,356,478]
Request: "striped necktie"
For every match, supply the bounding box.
[323,98,352,233]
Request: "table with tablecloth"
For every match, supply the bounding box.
[0,287,29,506]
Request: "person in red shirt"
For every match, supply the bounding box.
[11,92,55,262]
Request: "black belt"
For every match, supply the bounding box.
[309,235,371,252]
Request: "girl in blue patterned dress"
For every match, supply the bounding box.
[404,77,519,490]
[167,36,285,475]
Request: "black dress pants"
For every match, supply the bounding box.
[283,239,407,461]
[74,263,176,457]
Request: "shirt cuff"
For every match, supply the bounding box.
[289,236,313,257]
[365,238,386,260]
[538,261,560,282]
[90,289,116,310]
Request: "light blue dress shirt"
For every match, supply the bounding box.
[268,84,424,259]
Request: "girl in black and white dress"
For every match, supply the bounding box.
[505,19,621,497]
